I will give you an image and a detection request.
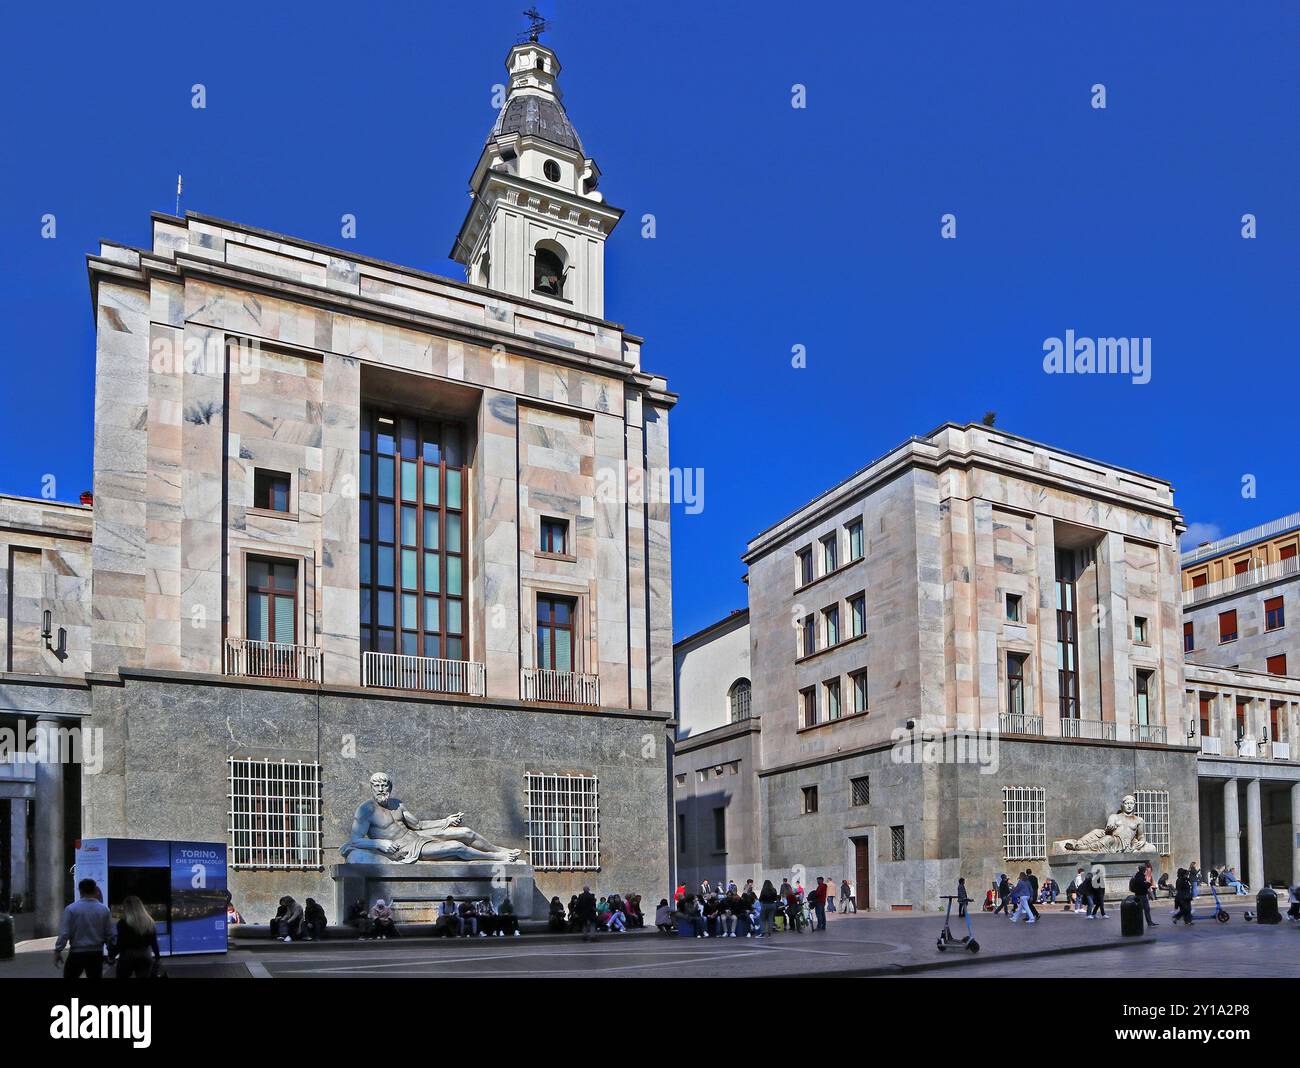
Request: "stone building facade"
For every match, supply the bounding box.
[3,37,677,932]
[674,424,1200,908]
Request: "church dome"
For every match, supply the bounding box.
[490,94,584,155]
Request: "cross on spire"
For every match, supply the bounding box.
[521,7,551,43]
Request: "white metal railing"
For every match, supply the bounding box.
[1272,741,1291,761]
[1131,723,1168,744]
[520,668,600,706]
[1059,717,1116,741]
[1200,736,1223,756]
[363,651,486,696]
[1182,512,1300,564]
[1183,556,1300,606]
[224,638,322,682]
[1235,737,1258,758]
[999,712,1045,736]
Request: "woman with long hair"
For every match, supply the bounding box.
[114,895,161,978]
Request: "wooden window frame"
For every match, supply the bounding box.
[536,594,578,673]
[253,468,292,514]
[246,555,298,645]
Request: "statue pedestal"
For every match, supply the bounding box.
[1048,853,1156,901]
[331,862,537,922]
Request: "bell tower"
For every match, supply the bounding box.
[451,24,621,319]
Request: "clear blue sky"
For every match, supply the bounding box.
[1,1,1295,641]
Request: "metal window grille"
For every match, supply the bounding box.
[526,773,599,870]
[851,775,870,806]
[227,757,322,869]
[1135,789,1170,856]
[890,825,906,861]
[1002,786,1046,861]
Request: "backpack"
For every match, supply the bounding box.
[1129,874,1143,895]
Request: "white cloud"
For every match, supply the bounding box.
[1180,521,1223,551]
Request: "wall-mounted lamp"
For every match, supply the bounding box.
[41,610,53,648]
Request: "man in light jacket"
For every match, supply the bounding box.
[54,878,114,978]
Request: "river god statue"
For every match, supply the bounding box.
[1053,793,1157,854]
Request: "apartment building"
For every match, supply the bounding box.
[674,423,1199,908]
[2,36,676,933]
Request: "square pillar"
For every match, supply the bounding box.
[1291,783,1300,888]
[1246,778,1264,892]
[1223,777,1240,874]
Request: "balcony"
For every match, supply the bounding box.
[1200,736,1223,756]
[1131,723,1168,744]
[1235,738,1258,758]
[998,712,1044,736]
[1183,555,1300,606]
[224,638,322,683]
[1059,717,1116,741]
[520,668,600,707]
[1272,741,1292,761]
[363,651,485,697]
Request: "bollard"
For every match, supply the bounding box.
[1255,886,1281,925]
[0,913,13,961]
[1120,895,1144,937]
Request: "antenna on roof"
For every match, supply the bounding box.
[175,173,183,216]
[518,6,551,43]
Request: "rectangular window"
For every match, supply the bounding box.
[821,534,838,575]
[850,774,870,807]
[801,615,816,657]
[825,678,841,721]
[1233,558,1250,576]
[1184,621,1194,653]
[823,605,840,646]
[1236,698,1249,739]
[1006,593,1022,623]
[1191,572,1208,589]
[525,773,599,870]
[1271,701,1285,742]
[1134,789,1170,857]
[850,669,868,715]
[712,807,726,852]
[1001,786,1046,861]
[1007,652,1026,717]
[847,520,864,561]
[1133,616,1148,644]
[537,595,576,673]
[359,410,466,660]
[253,469,292,513]
[1282,544,1298,563]
[227,757,321,869]
[1135,669,1153,725]
[890,825,906,862]
[1266,596,1285,631]
[1199,693,1213,737]
[797,549,813,587]
[246,557,297,645]
[1219,609,1238,643]
[849,593,866,637]
[1268,654,1287,676]
[540,517,569,555]
[800,687,818,729]
[1056,550,1079,720]
[801,785,819,814]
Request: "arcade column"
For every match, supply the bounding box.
[33,717,67,938]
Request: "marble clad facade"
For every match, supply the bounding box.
[2,37,677,930]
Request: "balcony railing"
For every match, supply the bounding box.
[520,668,600,707]
[1200,736,1223,756]
[363,651,485,697]
[1272,741,1291,761]
[1183,555,1300,606]
[1182,512,1300,564]
[999,712,1044,736]
[1131,723,1167,744]
[1059,717,1116,741]
[224,638,322,683]
[1235,737,1258,758]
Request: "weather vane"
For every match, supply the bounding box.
[520,7,551,43]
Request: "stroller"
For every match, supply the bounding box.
[936,895,979,953]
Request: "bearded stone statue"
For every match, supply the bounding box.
[1053,793,1157,854]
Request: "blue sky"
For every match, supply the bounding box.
[1,1,1295,641]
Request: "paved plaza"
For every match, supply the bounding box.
[8,902,1296,979]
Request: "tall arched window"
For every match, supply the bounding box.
[533,242,566,298]
[728,678,752,722]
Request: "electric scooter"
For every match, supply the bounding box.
[936,894,980,952]
[1172,881,1230,924]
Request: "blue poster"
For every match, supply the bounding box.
[168,841,228,955]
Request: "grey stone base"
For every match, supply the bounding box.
[1049,852,1157,900]
[331,862,537,921]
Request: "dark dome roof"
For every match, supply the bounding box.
[490,94,583,154]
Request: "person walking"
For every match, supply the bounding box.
[1089,863,1108,919]
[757,879,779,937]
[993,873,1012,916]
[54,878,114,979]
[1130,864,1157,928]
[1010,872,1036,924]
[576,885,598,942]
[1024,869,1040,920]
[1171,868,1194,925]
[113,895,161,978]
[839,878,856,913]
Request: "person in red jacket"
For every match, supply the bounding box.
[811,876,830,931]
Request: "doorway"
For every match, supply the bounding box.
[853,836,871,910]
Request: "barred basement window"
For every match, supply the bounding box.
[1134,789,1171,857]
[1002,786,1046,861]
[227,757,322,869]
[890,825,905,861]
[526,773,600,870]
[851,774,870,806]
